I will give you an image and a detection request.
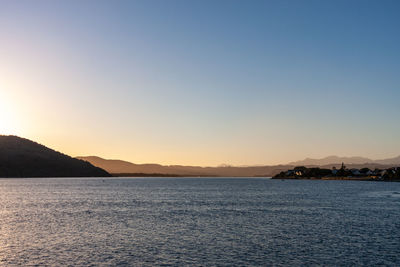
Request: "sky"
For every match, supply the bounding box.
[1,0,399,166]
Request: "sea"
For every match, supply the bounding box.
[0,177,399,266]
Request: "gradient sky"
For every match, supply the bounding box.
[1,0,399,166]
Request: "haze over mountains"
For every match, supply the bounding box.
[1,135,398,178]
[76,156,291,177]
[290,155,400,166]
[78,155,400,177]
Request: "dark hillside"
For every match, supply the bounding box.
[0,136,111,177]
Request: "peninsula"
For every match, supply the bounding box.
[273,163,400,181]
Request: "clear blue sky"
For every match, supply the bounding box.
[1,0,399,165]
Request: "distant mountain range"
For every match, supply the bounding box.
[1,135,398,178]
[76,156,291,177]
[289,155,400,166]
[0,136,110,177]
[77,155,400,177]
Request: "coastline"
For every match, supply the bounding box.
[272,177,400,182]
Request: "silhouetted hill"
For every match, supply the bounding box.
[77,156,290,177]
[0,136,111,177]
[76,156,175,174]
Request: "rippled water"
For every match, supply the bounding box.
[0,178,399,266]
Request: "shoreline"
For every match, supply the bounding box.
[272,177,400,182]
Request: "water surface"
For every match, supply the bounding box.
[0,178,399,266]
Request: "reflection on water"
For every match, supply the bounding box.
[0,178,399,266]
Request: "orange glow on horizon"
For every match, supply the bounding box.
[0,91,20,135]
